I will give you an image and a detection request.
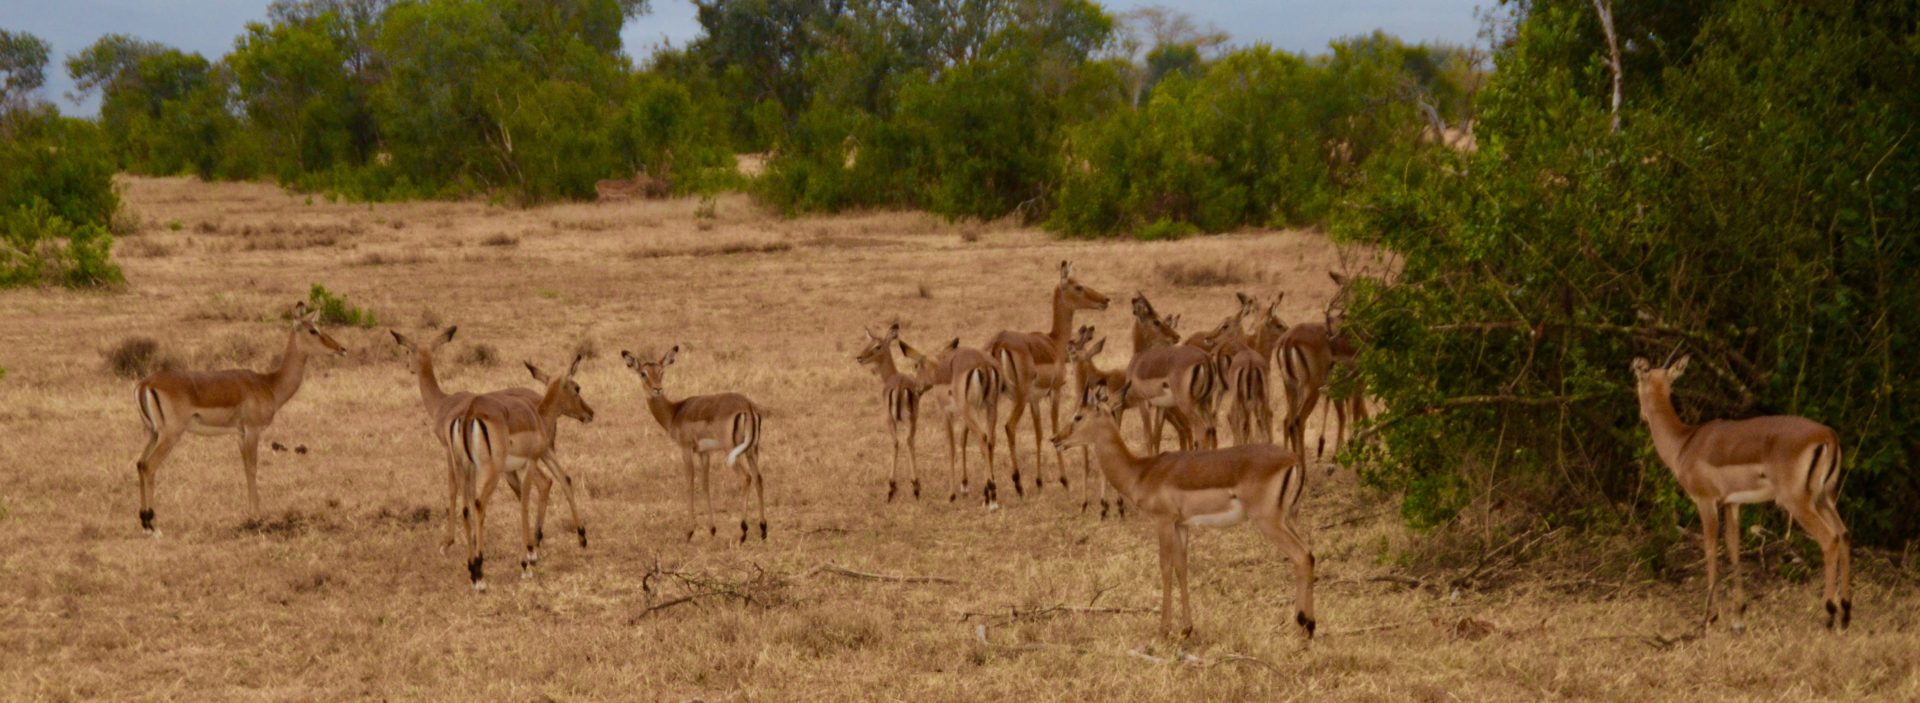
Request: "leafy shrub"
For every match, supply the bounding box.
[306,284,376,328]
[104,336,171,380]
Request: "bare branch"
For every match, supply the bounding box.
[1591,0,1624,133]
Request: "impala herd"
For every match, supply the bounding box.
[127,263,1855,639]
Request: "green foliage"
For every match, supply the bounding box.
[306,284,375,327]
[0,107,124,288]
[1,29,52,106]
[1335,0,1920,544]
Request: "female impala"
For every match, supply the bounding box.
[1065,326,1128,517]
[622,346,768,542]
[132,302,346,534]
[1124,294,1217,452]
[394,328,583,557]
[1204,293,1276,446]
[1633,355,1852,629]
[900,337,1006,509]
[453,355,595,590]
[856,323,925,502]
[1056,385,1315,639]
[985,260,1110,494]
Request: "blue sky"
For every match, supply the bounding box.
[0,0,1488,115]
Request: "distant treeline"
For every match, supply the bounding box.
[5,0,1475,233]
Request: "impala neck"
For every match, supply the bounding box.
[536,386,567,438]
[871,349,905,385]
[645,391,680,431]
[1083,418,1146,502]
[1048,286,1077,346]
[1638,384,1696,472]
[1132,318,1162,354]
[416,352,447,411]
[270,328,311,408]
[1254,323,1284,359]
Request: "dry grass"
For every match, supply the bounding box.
[102,336,172,379]
[1158,259,1258,288]
[1,175,1915,700]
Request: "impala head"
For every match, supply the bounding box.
[1057,260,1111,311]
[390,326,457,375]
[621,345,680,399]
[1065,325,1105,364]
[856,323,901,371]
[1260,293,1289,337]
[291,302,348,357]
[897,337,960,384]
[1326,272,1354,338]
[528,354,594,423]
[1631,354,1689,411]
[1054,385,1120,450]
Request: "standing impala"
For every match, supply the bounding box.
[856,323,925,502]
[1278,273,1365,463]
[1633,355,1852,630]
[1056,385,1315,639]
[453,355,595,590]
[132,302,345,534]
[985,261,1111,495]
[900,337,1006,509]
[622,346,769,542]
[1124,294,1217,453]
[1065,325,1129,517]
[1204,293,1275,446]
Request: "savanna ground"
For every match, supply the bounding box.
[2,176,1917,701]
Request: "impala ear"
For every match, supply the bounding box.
[886,322,900,340]
[567,353,584,379]
[621,350,639,369]
[527,361,551,384]
[944,338,960,351]
[1630,357,1652,376]
[1237,291,1257,310]
[1088,337,1105,356]
[1060,260,1073,281]
[1669,355,1690,378]
[1329,271,1348,286]
[390,330,411,349]
[435,325,458,348]
[1165,314,1181,330]
[898,340,924,361]
[864,326,879,342]
[661,345,679,367]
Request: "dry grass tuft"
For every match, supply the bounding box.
[456,343,499,367]
[1158,260,1257,288]
[571,335,600,361]
[194,220,221,234]
[480,233,520,247]
[353,250,430,266]
[628,241,793,259]
[122,238,174,258]
[237,509,338,537]
[777,607,886,659]
[190,334,263,369]
[103,337,173,379]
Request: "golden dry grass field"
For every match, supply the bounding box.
[2,176,1918,701]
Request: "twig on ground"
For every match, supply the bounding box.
[1321,618,1425,637]
[802,562,960,584]
[959,604,1155,623]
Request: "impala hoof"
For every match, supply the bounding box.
[139,509,156,533]
[886,481,898,503]
[1826,600,1838,629]
[709,525,717,537]
[739,520,749,544]
[1010,473,1025,498]
[1842,599,1853,629]
[759,521,768,540]
[1297,611,1316,639]
[577,526,588,548]
[535,528,545,547]
[685,530,696,542]
[467,555,485,589]
[911,479,921,499]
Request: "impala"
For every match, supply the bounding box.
[1205,293,1275,446]
[622,346,769,542]
[1055,385,1316,639]
[1123,294,1217,453]
[1278,273,1366,463]
[132,302,345,534]
[453,355,595,589]
[900,337,1007,509]
[1064,325,1128,517]
[985,261,1111,495]
[394,328,584,556]
[1633,355,1852,630]
[856,323,925,502]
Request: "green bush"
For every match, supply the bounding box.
[306,284,376,328]
[1335,0,1920,546]
[1,106,124,288]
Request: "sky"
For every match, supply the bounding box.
[1,0,1488,116]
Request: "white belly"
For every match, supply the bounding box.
[695,438,725,452]
[186,420,241,436]
[1148,394,1178,408]
[505,456,528,473]
[1184,498,1247,527]
[1725,487,1776,504]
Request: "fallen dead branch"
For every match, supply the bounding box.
[1320,618,1425,637]
[802,562,960,585]
[959,604,1155,623]
[630,561,791,622]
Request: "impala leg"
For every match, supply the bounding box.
[1029,396,1046,492]
[956,419,970,502]
[1787,499,1845,629]
[1721,503,1745,630]
[442,449,464,553]
[1002,392,1025,497]
[985,400,1001,510]
[1815,497,1853,628]
[1697,498,1722,627]
[748,449,768,540]
[680,450,699,541]
[1256,514,1318,638]
[542,454,587,548]
[1317,392,1333,458]
[1156,521,1178,637]
[906,411,921,500]
[518,469,537,579]
[1174,524,1193,638]
[471,459,503,592]
[529,468,554,557]
[238,426,264,519]
[729,454,752,544]
[1082,446,1095,514]
[887,416,901,502]
[1049,390,1067,489]
[136,425,182,535]
[699,454,717,538]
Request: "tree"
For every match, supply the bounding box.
[0,29,51,108]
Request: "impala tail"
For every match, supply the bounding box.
[726,406,764,467]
